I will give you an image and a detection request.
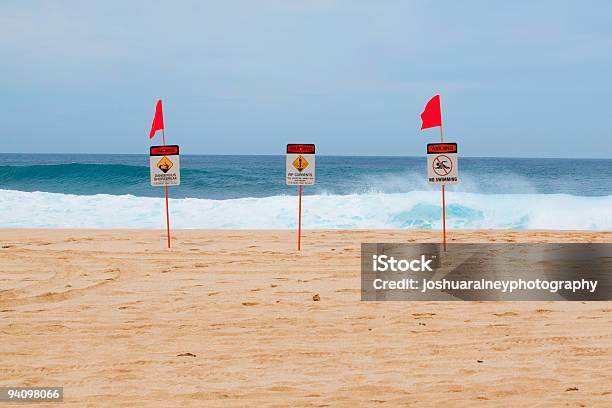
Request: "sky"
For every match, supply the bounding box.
[1,0,611,158]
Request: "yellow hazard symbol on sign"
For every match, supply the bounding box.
[292,155,308,172]
[157,156,173,173]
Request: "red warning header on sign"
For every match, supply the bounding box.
[287,144,315,154]
[150,145,180,156]
[427,143,457,154]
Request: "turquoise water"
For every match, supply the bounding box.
[0,154,610,229]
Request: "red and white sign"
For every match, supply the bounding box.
[427,143,458,185]
[150,145,180,186]
[286,144,315,185]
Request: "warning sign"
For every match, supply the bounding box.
[286,144,315,185]
[157,156,173,173]
[427,143,458,185]
[293,155,309,172]
[150,145,180,186]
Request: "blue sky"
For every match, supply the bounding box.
[1,0,611,157]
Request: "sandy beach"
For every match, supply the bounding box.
[0,229,610,407]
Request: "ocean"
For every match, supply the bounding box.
[1,154,611,229]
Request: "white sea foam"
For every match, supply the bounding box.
[0,189,610,230]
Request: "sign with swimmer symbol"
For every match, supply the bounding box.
[427,143,458,185]
[150,145,180,186]
[286,144,315,185]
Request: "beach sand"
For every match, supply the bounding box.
[1,229,610,407]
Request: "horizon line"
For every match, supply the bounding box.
[2,152,609,160]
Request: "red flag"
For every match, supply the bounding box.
[420,95,442,130]
[149,99,164,139]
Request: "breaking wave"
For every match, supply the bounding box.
[1,189,610,230]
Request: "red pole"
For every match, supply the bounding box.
[298,184,302,251]
[165,185,171,248]
[440,122,446,252]
[162,129,171,249]
[442,184,446,251]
